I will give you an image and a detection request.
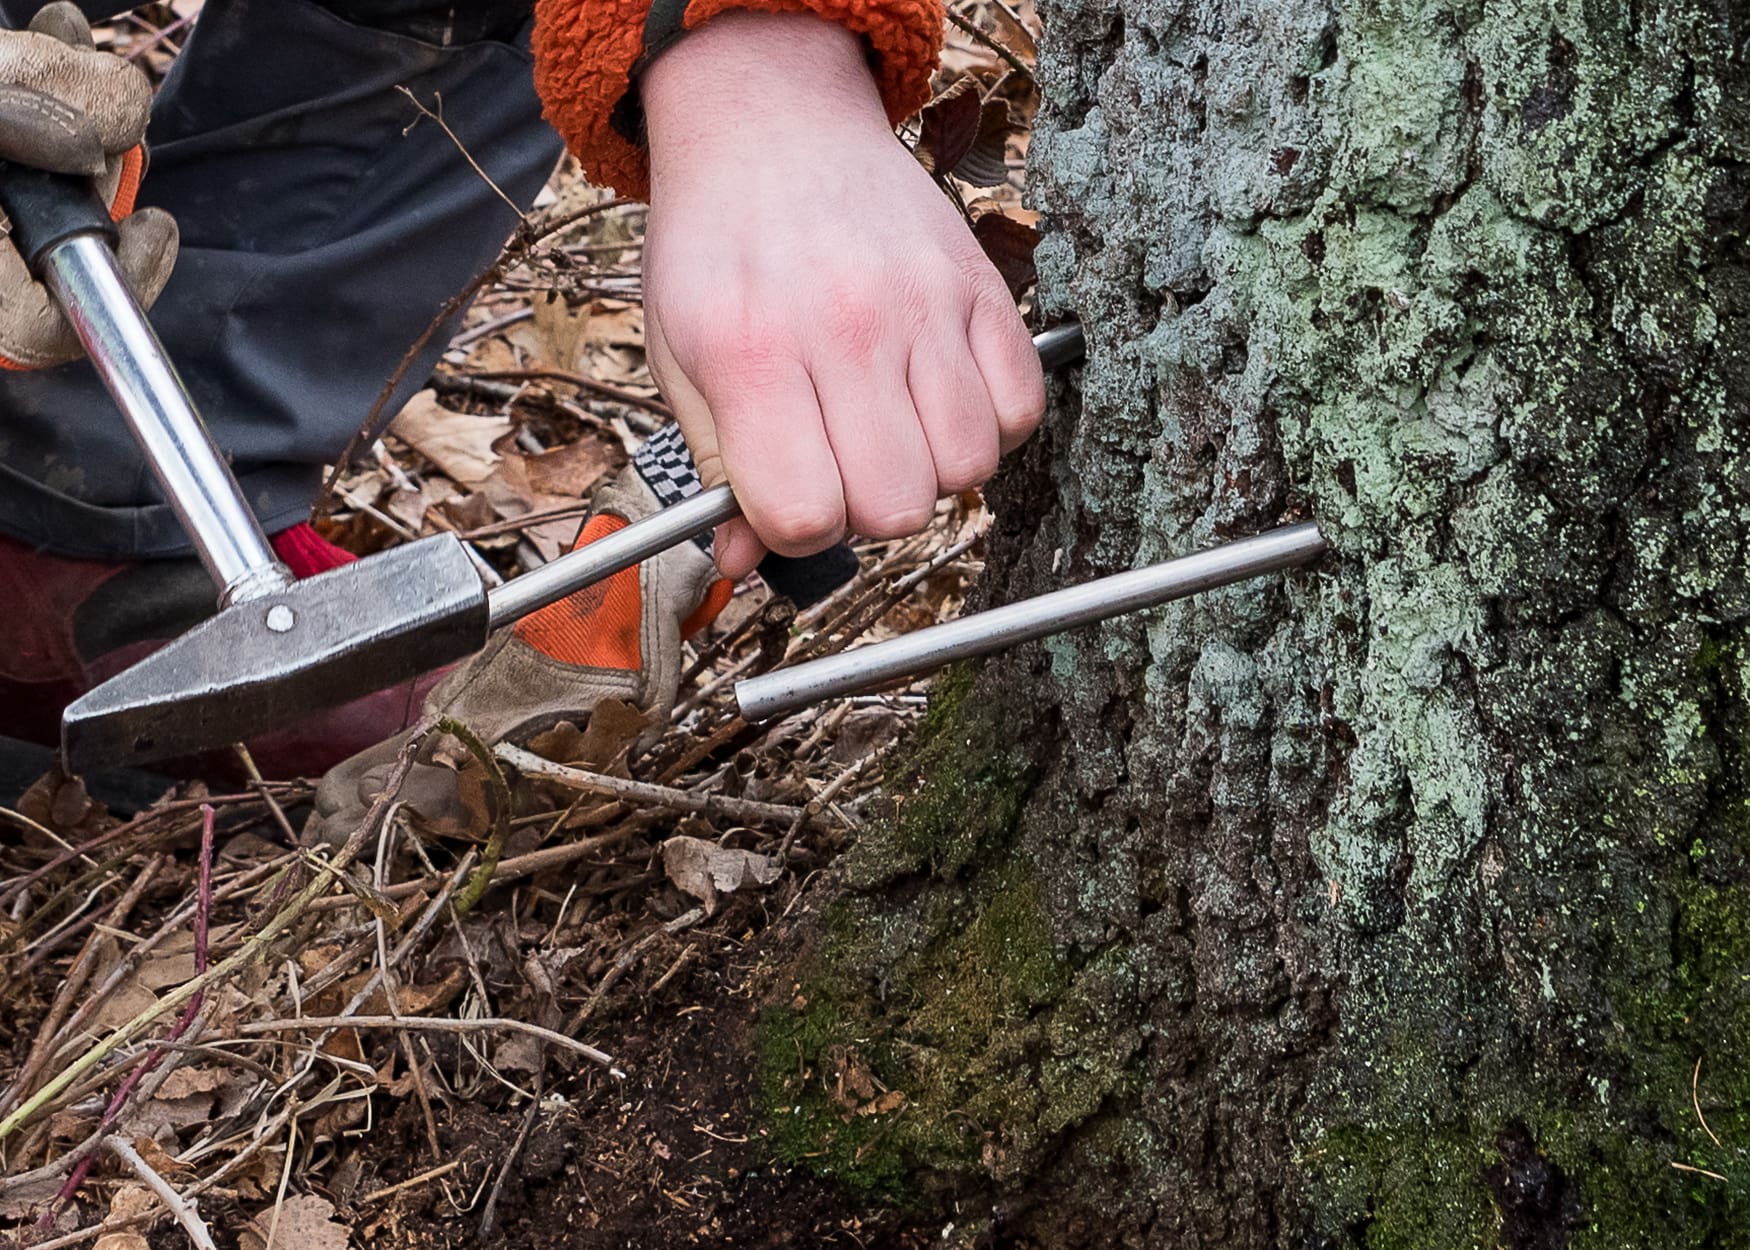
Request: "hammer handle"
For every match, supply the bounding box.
[0,165,292,606]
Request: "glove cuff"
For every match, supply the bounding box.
[532,0,944,200]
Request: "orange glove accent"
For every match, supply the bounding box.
[532,0,943,200]
[514,514,733,670]
[109,144,144,221]
[0,144,149,372]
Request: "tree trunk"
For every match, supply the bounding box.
[757,0,1750,1244]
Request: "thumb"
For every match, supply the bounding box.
[114,206,177,309]
[646,312,767,578]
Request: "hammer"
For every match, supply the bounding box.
[4,166,1321,769]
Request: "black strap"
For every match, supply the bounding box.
[608,0,692,144]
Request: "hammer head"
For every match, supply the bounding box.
[63,535,491,770]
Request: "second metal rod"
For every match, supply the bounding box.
[43,235,292,606]
[734,521,1328,722]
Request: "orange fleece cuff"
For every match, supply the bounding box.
[532,0,944,200]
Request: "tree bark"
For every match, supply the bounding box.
[757,0,1750,1245]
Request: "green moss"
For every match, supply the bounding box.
[842,663,1031,887]
[1304,1125,1496,1250]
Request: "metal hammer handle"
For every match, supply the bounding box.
[0,165,292,606]
[483,322,1090,631]
[734,521,1328,722]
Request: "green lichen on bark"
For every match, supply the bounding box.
[757,0,1750,1241]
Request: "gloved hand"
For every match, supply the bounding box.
[0,1,177,370]
[303,456,733,848]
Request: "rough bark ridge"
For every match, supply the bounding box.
[755,0,1750,1245]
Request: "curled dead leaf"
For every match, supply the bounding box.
[661,836,781,906]
[916,76,1014,187]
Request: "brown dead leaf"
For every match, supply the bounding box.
[94,1234,150,1250]
[916,77,1013,187]
[522,434,622,498]
[153,1065,229,1100]
[389,390,511,485]
[527,698,650,771]
[985,4,1039,59]
[971,210,1041,297]
[856,1090,908,1117]
[240,1194,352,1250]
[661,836,781,906]
[92,1185,158,1250]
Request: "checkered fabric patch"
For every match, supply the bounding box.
[633,422,712,551]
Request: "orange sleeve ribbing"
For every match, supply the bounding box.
[531,0,944,201]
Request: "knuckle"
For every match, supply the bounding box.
[936,448,998,494]
[853,494,936,540]
[758,499,845,553]
[817,281,887,364]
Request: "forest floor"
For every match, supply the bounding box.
[0,3,1042,1246]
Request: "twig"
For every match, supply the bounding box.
[52,807,217,1209]
[1671,1160,1729,1181]
[397,87,524,219]
[479,1071,542,1238]
[234,743,300,845]
[105,1135,218,1250]
[1693,1055,1722,1148]
[469,367,673,418]
[236,1016,622,1075]
[438,718,512,913]
[946,8,1034,81]
[496,744,817,830]
[568,908,704,1032]
[362,1160,465,1203]
[451,305,534,349]
[0,727,432,1142]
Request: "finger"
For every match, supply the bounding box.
[967,286,1046,454]
[907,328,1000,495]
[646,312,770,577]
[2,29,152,155]
[0,84,105,175]
[29,3,96,50]
[813,345,936,541]
[675,324,848,570]
[115,206,177,307]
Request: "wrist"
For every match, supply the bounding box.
[642,12,890,166]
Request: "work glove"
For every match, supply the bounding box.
[0,1,177,370]
[303,450,733,848]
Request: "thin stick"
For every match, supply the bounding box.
[469,368,673,418]
[397,87,524,220]
[1693,1055,1722,1148]
[496,744,815,830]
[105,1135,217,1250]
[52,807,216,1208]
[0,729,431,1142]
[235,1016,622,1075]
[362,1160,465,1203]
[479,1071,542,1238]
[946,8,1034,81]
[1671,1160,1729,1181]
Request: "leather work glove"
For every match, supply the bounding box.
[303,455,733,848]
[0,1,177,370]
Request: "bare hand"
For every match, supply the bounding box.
[640,11,1044,577]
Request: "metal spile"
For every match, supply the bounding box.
[733,522,1329,722]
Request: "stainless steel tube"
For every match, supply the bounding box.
[42,235,292,606]
[486,482,742,629]
[735,521,1328,722]
[1034,321,1086,373]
